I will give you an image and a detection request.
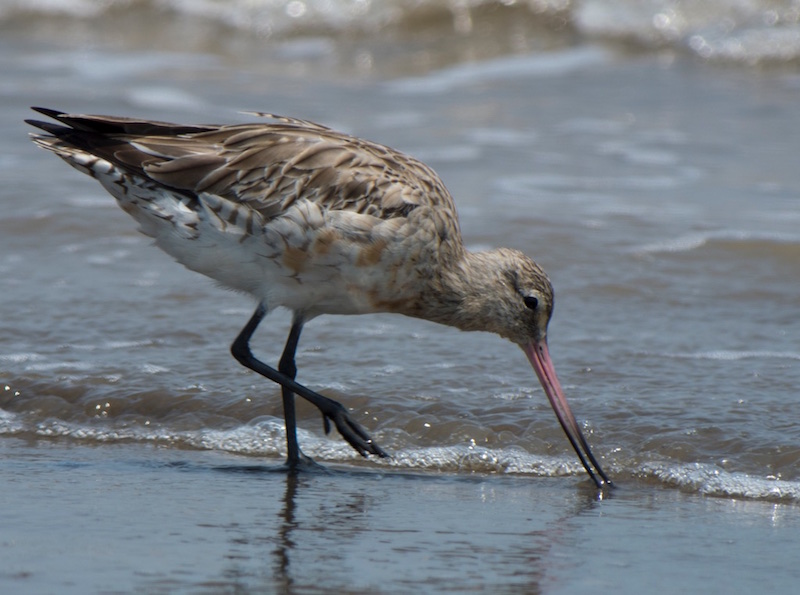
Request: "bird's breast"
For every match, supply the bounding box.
[254,204,445,317]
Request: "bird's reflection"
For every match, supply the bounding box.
[274,470,300,588]
[212,462,611,592]
[272,465,377,588]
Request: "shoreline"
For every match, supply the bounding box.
[2,438,799,594]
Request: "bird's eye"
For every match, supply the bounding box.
[523,295,538,310]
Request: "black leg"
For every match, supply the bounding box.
[278,318,304,465]
[230,304,389,460]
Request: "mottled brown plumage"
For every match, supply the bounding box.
[27,107,611,487]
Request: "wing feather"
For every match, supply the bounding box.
[28,110,459,226]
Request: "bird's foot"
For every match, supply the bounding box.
[320,403,389,459]
[284,451,326,473]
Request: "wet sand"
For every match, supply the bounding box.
[2,438,798,594]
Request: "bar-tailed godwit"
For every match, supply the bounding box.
[27,107,611,487]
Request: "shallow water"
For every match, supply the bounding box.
[2,1,800,592]
[3,439,800,594]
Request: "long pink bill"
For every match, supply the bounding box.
[523,341,612,489]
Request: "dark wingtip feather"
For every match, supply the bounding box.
[28,107,218,136]
[30,107,66,120]
[26,108,71,136]
[25,118,68,135]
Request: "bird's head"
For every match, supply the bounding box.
[451,248,553,345]
[451,248,612,489]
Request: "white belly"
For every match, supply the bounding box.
[100,174,429,318]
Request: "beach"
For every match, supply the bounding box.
[2,0,800,592]
[3,438,798,594]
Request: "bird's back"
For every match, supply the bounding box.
[28,109,466,318]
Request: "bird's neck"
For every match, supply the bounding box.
[422,249,509,334]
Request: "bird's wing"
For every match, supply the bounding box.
[145,123,459,223]
[27,109,459,224]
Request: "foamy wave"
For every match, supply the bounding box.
[640,461,800,503]
[385,47,611,95]
[660,350,800,362]
[3,414,798,500]
[6,0,800,66]
[575,0,800,65]
[0,352,45,363]
[0,414,588,476]
[7,416,293,457]
[2,0,544,36]
[636,230,800,255]
[384,444,590,478]
[0,409,25,433]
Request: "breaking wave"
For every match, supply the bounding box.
[5,0,800,66]
[3,408,799,503]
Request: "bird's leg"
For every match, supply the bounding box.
[230,304,389,460]
[277,318,308,466]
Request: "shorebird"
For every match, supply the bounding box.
[27,107,612,488]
